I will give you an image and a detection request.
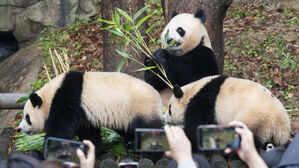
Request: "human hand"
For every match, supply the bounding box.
[164,125,193,164]
[224,121,267,168]
[76,140,95,168]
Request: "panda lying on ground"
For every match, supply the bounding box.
[18,71,163,156]
[144,8,219,107]
[164,75,291,151]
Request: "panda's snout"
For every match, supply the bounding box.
[17,128,22,133]
[167,38,173,44]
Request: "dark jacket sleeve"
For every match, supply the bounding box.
[274,131,299,168]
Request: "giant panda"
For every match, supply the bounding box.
[18,71,163,155]
[164,75,291,151]
[144,8,219,108]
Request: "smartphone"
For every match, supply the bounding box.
[135,128,169,152]
[44,137,88,164]
[197,125,241,151]
[118,162,139,168]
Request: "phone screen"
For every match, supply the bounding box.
[44,137,87,164]
[135,128,169,152]
[197,125,240,151]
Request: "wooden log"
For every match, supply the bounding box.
[99,158,118,168]
[155,158,170,168]
[138,158,154,168]
[210,154,228,168]
[0,93,27,109]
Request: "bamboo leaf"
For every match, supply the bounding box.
[98,19,114,25]
[118,39,130,46]
[136,14,153,29]
[116,50,130,58]
[115,12,120,26]
[108,30,123,36]
[16,94,30,104]
[133,6,148,20]
[146,24,155,33]
[116,8,133,23]
[124,22,133,31]
[117,57,127,72]
[136,66,156,72]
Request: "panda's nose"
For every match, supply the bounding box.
[17,128,22,133]
[167,38,173,44]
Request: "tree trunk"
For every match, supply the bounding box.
[101,0,145,79]
[161,0,233,74]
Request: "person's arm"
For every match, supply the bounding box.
[164,125,197,168]
[77,140,95,168]
[225,121,268,168]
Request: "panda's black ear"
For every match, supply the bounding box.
[29,93,42,108]
[194,8,206,23]
[173,84,184,98]
[171,10,178,19]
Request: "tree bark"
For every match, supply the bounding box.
[161,0,233,74]
[101,0,146,79]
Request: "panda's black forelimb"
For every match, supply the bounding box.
[184,76,228,151]
[117,115,164,148]
[44,71,102,157]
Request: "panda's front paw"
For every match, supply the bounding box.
[153,48,168,66]
[144,57,154,66]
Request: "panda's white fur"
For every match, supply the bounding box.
[19,72,162,134]
[19,71,163,155]
[156,11,215,108]
[161,13,212,56]
[165,75,290,147]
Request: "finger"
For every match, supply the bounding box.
[229,121,248,129]
[165,151,172,158]
[77,149,86,161]
[165,125,173,140]
[83,140,95,157]
[224,148,232,154]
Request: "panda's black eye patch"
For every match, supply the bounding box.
[169,105,172,116]
[177,27,185,37]
[26,114,32,125]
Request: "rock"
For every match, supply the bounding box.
[0,44,41,133]
[0,0,39,7]
[0,127,14,159]
[0,44,41,93]
[1,0,100,45]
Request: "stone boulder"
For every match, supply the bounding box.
[0,44,41,133]
[0,44,41,93]
[0,0,100,45]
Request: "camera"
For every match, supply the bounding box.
[43,137,88,164]
[135,128,169,152]
[197,125,240,151]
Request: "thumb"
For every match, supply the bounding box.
[77,149,86,161]
[165,151,172,158]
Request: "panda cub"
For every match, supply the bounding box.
[144,8,219,107]
[164,75,291,150]
[18,71,163,155]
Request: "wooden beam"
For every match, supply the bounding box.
[0,93,27,109]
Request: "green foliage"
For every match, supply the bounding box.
[101,127,127,156]
[99,7,173,89]
[15,133,45,151]
[16,94,30,104]
[224,60,236,71]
